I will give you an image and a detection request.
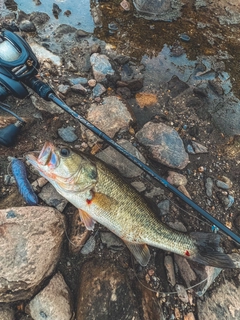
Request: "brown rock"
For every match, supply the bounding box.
[0,206,65,302]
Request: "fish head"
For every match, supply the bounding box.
[26,141,97,192]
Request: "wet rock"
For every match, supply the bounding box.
[136,122,189,169]
[19,20,36,32]
[157,199,170,215]
[100,232,125,250]
[205,177,214,197]
[83,96,134,146]
[96,139,146,178]
[167,171,187,186]
[90,53,115,83]
[58,126,78,142]
[0,206,65,302]
[174,255,197,287]
[0,304,14,320]
[38,183,68,212]
[52,3,62,18]
[75,29,89,38]
[164,255,176,286]
[197,280,240,319]
[27,272,73,320]
[92,83,106,97]
[30,12,50,26]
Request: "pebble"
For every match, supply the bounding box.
[69,77,88,86]
[88,79,97,87]
[167,171,187,186]
[92,83,106,97]
[175,284,189,303]
[81,236,96,255]
[38,183,68,212]
[178,185,192,199]
[120,0,131,11]
[226,194,234,209]
[58,84,70,95]
[191,141,208,153]
[164,255,176,286]
[58,126,78,142]
[131,181,146,192]
[71,83,88,95]
[205,177,213,197]
[100,232,125,250]
[19,20,36,32]
[179,33,191,42]
[157,199,170,216]
[216,180,230,190]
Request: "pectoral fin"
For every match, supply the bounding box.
[78,209,95,231]
[124,241,150,266]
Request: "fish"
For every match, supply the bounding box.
[26,141,235,268]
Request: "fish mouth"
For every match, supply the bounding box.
[26,141,59,169]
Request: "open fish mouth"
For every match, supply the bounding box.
[26,141,59,169]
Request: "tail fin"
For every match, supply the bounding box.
[190,232,235,268]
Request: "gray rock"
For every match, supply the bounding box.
[157,199,170,215]
[58,126,78,143]
[38,183,68,212]
[164,255,176,286]
[174,255,197,287]
[19,20,36,32]
[92,83,106,97]
[71,83,88,95]
[100,232,125,250]
[0,304,15,320]
[30,95,64,114]
[58,84,70,95]
[205,177,214,197]
[69,77,88,86]
[96,139,146,178]
[197,280,240,319]
[175,284,189,303]
[136,122,189,169]
[0,206,65,302]
[145,186,164,198]
[90,53,115,82]
[194,265,222,297]
[191,141,208,153]
[81,236,96,255]
[216,180,230,190]
[28,272,73,320]
[131,181,146,192]
[83,96,134,146]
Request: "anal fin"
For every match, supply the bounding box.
[78,209,95,231]
[124,241,150,266]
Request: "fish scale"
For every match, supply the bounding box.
[26,142,236,268]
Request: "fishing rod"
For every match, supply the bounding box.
[0,30,239,244]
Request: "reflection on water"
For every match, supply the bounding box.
[14,0,95,32]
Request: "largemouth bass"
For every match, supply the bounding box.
[26,142,235,268]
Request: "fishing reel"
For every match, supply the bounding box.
[0,30,54,146]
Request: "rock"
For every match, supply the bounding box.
[30,12,50,26]
[58,84,70,95]
[100,232,125,250]
[88,79,96,87]
[38,183,68,212]
[216,180,230,190]
[96,139,145,178]
[174,255,197,287]
[0,304,15,320]
[71,83,88,95]
[30,95,64,114]
[136,122,189,169]
[92,83,106,97]
[27,41,62,67]
[27,272,73,320]
[69,77,88,86]
[191,141,208,153]
[135,92,158,108]
[168,221,187,232]
[19,20,36,32]
[197,280,240,319]
[194,265,222,297]
[0,206,65,302]
[58,126,78,142]
[175,284,189,303]
[157,199,170,215]
[90,53,115,83]
[167,171,187,186]
[164,255,176,286]
[76,258,162,320]
[184,312,195,320]
[178,185,192,199]
[116,86,132,99]
[145,186,164,198]
[205,177,214,197]
[80,235,96,255]
[131,181,146,192]
[120,0,131,11]
[83,96,134,146]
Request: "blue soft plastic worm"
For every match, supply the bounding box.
[9,157,38,205]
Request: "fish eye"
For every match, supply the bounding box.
[60,148,71,157]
